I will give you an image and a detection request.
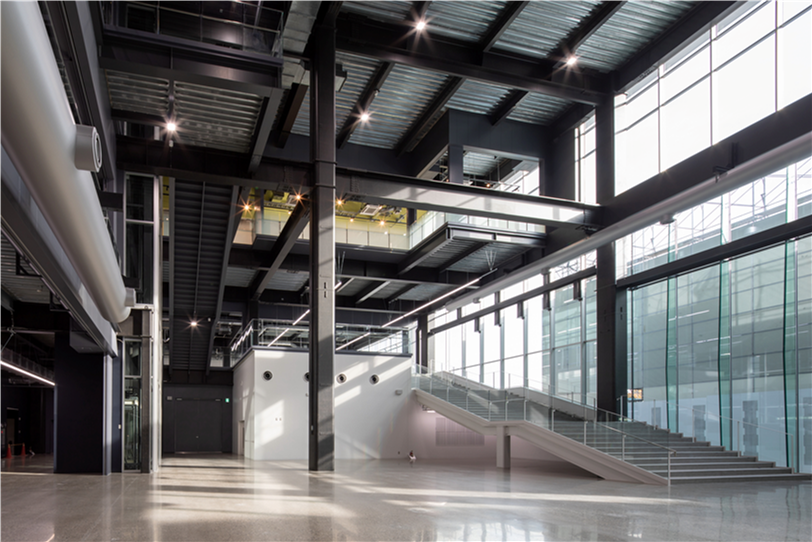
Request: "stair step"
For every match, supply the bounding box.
[668,473,812,484]
[652,467,794,477]
[629,456,760,468]
[640,461,776,471]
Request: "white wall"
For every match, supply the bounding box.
[232,351,256,458]
[232,350,414,460]
[233,349,567,466]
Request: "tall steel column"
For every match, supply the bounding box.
[595,101,621,416]
[308,22,336,472]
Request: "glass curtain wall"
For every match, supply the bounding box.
[430,275,598,407]
[615,1,811,195]
[628,238,812,472]
[617,157,811,279]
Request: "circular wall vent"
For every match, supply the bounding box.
[336,373,347,384]
[370,374,380,384]
[263,371,273,381]
[303,372,310,382]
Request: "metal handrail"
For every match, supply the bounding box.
[415,373,679,481]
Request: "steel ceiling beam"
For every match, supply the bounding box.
[206,186,241,375]
[248,90,285,173]
[99,42,279,97]
[336,171,599,230]
[336,62,395,149]
[479,1,530,52]
[489,1,624,128]
[412,1,432,21]
[395,77,466,156]
[116,136,595,229]
[335,15,607,106]
[274,83,309,148]
[249,200,311,300]
[397,231,453,275]
[488,90,530,127]
[558,1,625,58]
[354,280,392,304]
[385,284,419,304]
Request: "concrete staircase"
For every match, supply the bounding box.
[415,375,811,484]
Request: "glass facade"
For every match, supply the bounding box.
[615,2,812,195]
[430,274,598,406]
[627,238,812,472]
[617,157,812,279]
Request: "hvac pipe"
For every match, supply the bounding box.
[1,2,132,323]
[446,131,812,311]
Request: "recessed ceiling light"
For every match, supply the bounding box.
[167,122,177,131]
[416,20,426,31]
[190,320,198,327]
[566,56,578,67]
[337,199,343,206]
[360,113,370,122]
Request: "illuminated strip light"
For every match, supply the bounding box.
[383,275,484,328]
[266,310,311,347]
[336,332,371,351]
[1,360,55,386]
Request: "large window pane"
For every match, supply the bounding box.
[616,113,659,194]
[778,9,812,109]
[713,37,776,143]
[713,3,775,70]
[661,46,710,103]
[661,78,711,170]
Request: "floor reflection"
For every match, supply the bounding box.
[1,454,809,541]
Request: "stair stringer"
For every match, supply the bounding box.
[415,389,668,485]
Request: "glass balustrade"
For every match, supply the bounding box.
[229,318,410,364]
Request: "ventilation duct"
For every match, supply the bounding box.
[1,2,133,323]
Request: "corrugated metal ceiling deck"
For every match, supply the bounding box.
[106,70,264,153]
[492,1,602,60]
[348,64,449,149]
[341,1,414,23]
[446,79,513,116]
[576,1,697,73]
[509,92,573,125]
[173,82,263,153]
[106,70,169,117]
[424,1,508,43]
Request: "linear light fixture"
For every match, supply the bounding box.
[336,331,371,351]
[383,275,486,328]
[0,360,55,386]
[266,309,311,347]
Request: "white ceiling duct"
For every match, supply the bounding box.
[1,2,133,324]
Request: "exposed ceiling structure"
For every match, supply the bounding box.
[2,0,741,380]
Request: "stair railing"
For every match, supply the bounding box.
[415,372,679,481]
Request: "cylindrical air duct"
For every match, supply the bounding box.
[1,2,131,323]
[447,131,812,310]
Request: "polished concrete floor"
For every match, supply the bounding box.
[1,454,810,541]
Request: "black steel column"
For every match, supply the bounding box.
[448,143,465,184]
[417,313,429,372]
[595,100,621,416]
[308,22,336,472]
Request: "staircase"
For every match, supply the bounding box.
[414,374,811,484]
